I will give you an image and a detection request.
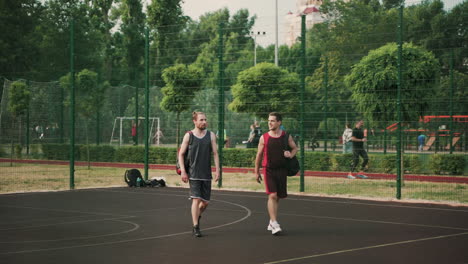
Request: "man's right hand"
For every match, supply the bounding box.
[256,173,262,183]
[181,172,188,183]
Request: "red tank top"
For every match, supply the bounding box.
[262,131,287,168]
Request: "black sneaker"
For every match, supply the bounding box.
[193,225,202,237]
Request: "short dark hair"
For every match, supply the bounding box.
[269,112,282,122]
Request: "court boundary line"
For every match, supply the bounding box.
[189,190,468,213]
[263,231,468,264]
[279,212,468,231]
[0,219,140,244]
[0,191,252,255]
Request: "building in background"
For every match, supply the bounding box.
[284,0,325,47]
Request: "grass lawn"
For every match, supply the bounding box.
[0,163,467,204]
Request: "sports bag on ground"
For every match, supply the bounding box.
[124,169,146,187]
[283,132,300,176]
[145,178,166,187]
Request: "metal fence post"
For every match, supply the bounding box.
[323,56,328,152]
[217,22,225,188]
[69,18,75,189]
[449,49,454,154]
[300,15,306,192]
[144,27,150,180]
[396,5,403,199]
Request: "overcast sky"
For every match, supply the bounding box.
[179,0,463,47]
[181,0,297,47]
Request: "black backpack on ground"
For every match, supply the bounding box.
[124,169,145,187]
[145,178,166,188]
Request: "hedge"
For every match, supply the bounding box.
[38,144,467,176]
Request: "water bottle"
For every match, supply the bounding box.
[136,177,142,187]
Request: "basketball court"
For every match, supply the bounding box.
[1,187,467,263]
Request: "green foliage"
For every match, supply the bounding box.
[42,144,80,161]
[319,118,342,140]
[76,69,101,118]
[229,63,300,118]
[36,143,467,176]
[331,153,352,171]
[345,43,439,126]
[222,148,257,167]
[8,81,30,118]
[0,145,6,157]
[160,64,203,113]
[14,144,23,159]
[78,145,115,162]
[30,144,41,159]
[435,71,468,115]
[150,147,177,165]
[307,54,352,116]
[114,146,145,163]
[0,0,43,80]
[430,154,466,175]
[303,152,332,171]
[120,0,145,84]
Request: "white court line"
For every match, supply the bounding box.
[0,192,252,255]
[0,216,135,232]
[191,190,468,213]
[0,219,140,243]
[280,212,468,231]
[0,214,103,226]
[263,231,468,264]
[0,204,133,218]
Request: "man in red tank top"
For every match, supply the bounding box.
[254,112,298,235]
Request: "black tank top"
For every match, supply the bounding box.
[188,131,212,180]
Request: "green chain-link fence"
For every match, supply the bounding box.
[1,0,466,204]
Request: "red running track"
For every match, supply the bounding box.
[1,158,467,184]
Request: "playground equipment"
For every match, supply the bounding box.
[385,115,467,151]
[110,117,161,146]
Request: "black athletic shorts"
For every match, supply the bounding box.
[189,180,212,202]
[263,166,288,199]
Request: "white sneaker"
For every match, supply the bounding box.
[269,222,282,235]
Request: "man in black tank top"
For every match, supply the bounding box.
[254,112,298,235]
[347,119,369,179]
[178,112,220,237]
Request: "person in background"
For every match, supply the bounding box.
[342,123,353,154]
[418,133,427,152]
[347,119,369,179]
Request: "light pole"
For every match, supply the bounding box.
[275,0,278,66]
[250,31,266,66]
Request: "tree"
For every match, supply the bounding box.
[7,80,31,160]
[229,63,300,119]
[90,0,116,81]
[345,43,439,127]
[441,1,467,73]
[0,0,43,80]
[304,54,354,139]
[435,71,468,115]
[34,0,104,81]
[119,0,145,86]
[147,0,188,85]
[160,64,203,145]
